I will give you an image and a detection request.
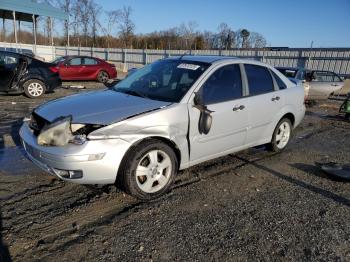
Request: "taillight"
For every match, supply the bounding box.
[49,66,59,73]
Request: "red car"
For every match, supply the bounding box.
[53,56,117,82]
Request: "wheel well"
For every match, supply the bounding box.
[98,70,109,76]
[117,136,182,181]
[281,113,295,126]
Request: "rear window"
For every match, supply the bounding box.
[276,68,297,78]
[271,71,287,90]
[245,64,274,96]
[84,58,98,65]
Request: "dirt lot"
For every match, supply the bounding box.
[0,83,349,261]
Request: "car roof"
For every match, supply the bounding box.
[275,66,303,71]
[0,50,33,59]
[168,55,237,64]
[63,55,101,59]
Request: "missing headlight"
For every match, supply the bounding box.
[37,116,73,146]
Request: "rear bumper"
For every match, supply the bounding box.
[46,75,62,91]
[19,122,131,184]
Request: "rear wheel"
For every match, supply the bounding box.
[119,139,178,201]
[23,79,46,98]
[267,118,292,152]
[97,71,109,83]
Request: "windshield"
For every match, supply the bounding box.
[51,56,65,64]
[276,68,298,78]
[114,59,210,102]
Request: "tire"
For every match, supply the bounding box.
[97,71,109,83]
[23,79,46,98]
[267,118,292,152]
[119,139,178,201]
[346,113,350,121]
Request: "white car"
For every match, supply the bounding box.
[20,56,305,200]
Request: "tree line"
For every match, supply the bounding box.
[0,0,267,50]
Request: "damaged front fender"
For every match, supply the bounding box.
[88,104,191,169]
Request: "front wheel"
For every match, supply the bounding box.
[119,139,178,201]
[267,118,292,152]
[23,79,46,98]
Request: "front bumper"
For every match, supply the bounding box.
[47,75,62,91]
[19,122,131,184]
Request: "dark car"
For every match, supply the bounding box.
[52,56,117,83]
[0,51,62,98]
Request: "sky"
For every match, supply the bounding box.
[99,0,350,48]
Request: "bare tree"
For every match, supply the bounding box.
[178,21,198,49]
[56,0,73,45]
[102,10,121,49]
[248,32,267,48]
[89,0,102,47]
[217,23,236,49]
[118,6,135,48]
[77,0,91,46]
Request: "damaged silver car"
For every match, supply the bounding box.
[20,56,305,200]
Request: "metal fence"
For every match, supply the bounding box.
[1,42,350,77]
[56,46,350,77]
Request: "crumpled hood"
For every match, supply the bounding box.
[34,89,171,125]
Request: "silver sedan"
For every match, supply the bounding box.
[20,56,305,200]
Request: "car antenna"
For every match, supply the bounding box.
[179,52,189,60]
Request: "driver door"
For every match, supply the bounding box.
[188,64,249,164]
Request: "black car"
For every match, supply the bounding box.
[0,51,62,98]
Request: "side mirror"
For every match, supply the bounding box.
[104,78,121,88]
[193,92,213,135]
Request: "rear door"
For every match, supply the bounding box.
[59,57,83,80]
[0,53,18,91]
[308,71,343,99]
[243,64,285,145]
[189,63,249,163]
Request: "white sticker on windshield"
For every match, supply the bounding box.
[177,63,200,70]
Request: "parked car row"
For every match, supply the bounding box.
[0,51,118,98]
[275,67,344,100]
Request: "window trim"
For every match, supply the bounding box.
[242,63,278,97]
[198,63,245,105]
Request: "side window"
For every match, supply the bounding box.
[313,71,342,82]
[68,58,82,65]
[0,54,18,70]
[271,71,287,90]
[84,58,98,65]
[201,64,242,104]
[245,64,274,96]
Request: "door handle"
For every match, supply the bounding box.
[331,84,339,87]
[271,96,280,101]
[232,105,245,111]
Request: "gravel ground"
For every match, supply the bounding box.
[0,84,349,261]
